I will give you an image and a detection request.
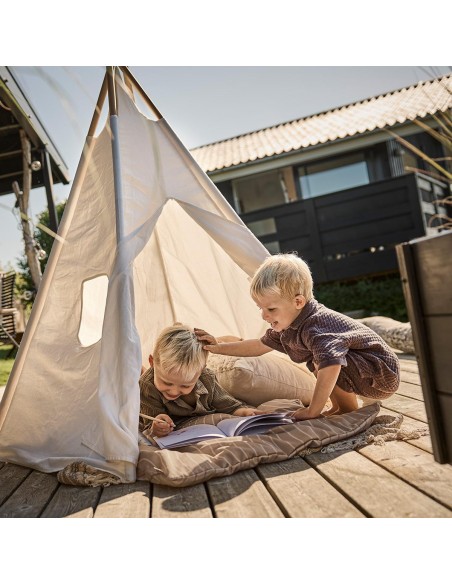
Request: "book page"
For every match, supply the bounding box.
[154,424,226,449]
[217,412,293,437]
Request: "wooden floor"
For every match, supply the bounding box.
[1,353,451,518]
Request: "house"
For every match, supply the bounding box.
[191,74,452,284]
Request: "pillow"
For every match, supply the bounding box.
[358,316,414,354]
[207,350,316,407]
[136,403,381,487]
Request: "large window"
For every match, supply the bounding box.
[298,152,370,198]
[233,168,297,214]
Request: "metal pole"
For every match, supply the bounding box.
[107,66,124,244]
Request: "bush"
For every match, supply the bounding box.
[315,275,408,322]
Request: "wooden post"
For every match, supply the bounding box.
[13,129,42,290]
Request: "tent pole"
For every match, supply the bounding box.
[107,66,124,244]
[87,73,108,137]
[119,66,163,120]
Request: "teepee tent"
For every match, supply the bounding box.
[0,67,269,482]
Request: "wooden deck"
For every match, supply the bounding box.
[1,353,451,518]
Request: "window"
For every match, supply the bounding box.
[298,152,370,198]
[78,275,109,347]
[233,168,297,214]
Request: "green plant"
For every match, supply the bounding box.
[315,275,408,321]
[0,347,15,385]
[17,201,67,306]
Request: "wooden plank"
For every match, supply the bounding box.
[41,485,101,518]
[398,360,420,374]
[396,380,424,401]
[0,463,32,506]
[94,481,151,518]
[0,470,59,518]
[399,369,421,386]
[152,483,212,518]
[359,440,452,510]
[207,469,284,518]
[257,457,364,518]
[383,393,427,422]
[306,450,450,517]
[379,406,432,454]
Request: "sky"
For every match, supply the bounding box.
[1,64,450,270]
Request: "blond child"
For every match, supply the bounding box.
[139,323,261,438]
[195,253,400,420]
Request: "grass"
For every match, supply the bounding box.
[0,347,15,386]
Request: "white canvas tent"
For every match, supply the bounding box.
[0,67,269,482]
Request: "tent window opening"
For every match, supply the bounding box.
[78,275,109,347]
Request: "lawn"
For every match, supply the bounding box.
[0,347,15,385]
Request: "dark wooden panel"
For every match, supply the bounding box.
[425,316,452,396]
[324,249,398,281]
[397,235,452,464]
[437,393,452,464]
[413,231,452,315]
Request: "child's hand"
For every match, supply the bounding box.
[151,414,175,437]
[233,407,262,417]
[291,407,317,421]
[194,328,218,352]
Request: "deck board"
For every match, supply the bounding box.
[0,469,59,518]
[0,353,450,517]
[306,449,451,517]
[256,457,365,518]
[152,483,212,518]
[206,469,285,518]
[41,484,101,518]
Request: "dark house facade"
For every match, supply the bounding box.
[191,74,452,284]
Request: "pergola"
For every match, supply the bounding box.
[0,66,70,233]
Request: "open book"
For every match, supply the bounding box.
[153,412,294,449]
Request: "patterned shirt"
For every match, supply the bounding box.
[139,367,246,431]
[261,299,400,397]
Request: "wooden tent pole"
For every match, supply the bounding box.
[87,73,108,137]
[119,66,163,120]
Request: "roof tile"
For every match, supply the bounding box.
[191,74,452,174]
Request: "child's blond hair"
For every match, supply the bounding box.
[250,253,313,302]
[153,323,207,378]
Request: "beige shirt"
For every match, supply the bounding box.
[139,367,246,430]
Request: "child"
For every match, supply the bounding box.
[139,323,262,438]
[195,253,400,420]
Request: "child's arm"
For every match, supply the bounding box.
[292,364,341,420]
[194,328,272,356]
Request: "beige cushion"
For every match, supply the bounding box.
[359,316,414,354]
[137,402,381,487]
[206,351,316,407]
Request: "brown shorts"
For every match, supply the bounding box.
[336,353,400,400]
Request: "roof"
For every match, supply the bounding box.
[191,74,452,173]
[0,66,70,197]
